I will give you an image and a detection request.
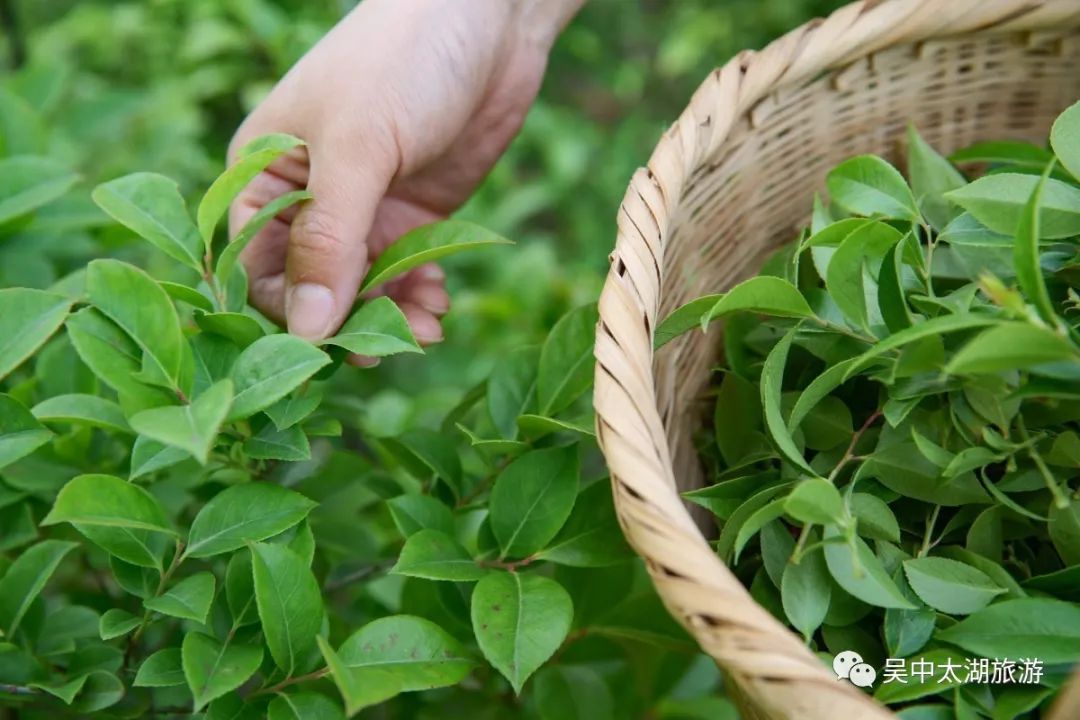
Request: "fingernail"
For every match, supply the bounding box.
[348,354,381,368]
[415,325,444,344]
[286,283,336,341]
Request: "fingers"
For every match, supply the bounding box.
[282,142,395,341]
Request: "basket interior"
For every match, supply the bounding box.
[654,29,1080,493]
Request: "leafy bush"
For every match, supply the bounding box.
[658,103,1080,717]
[0,133,736,718]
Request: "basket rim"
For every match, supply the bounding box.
[592,1,1080,718]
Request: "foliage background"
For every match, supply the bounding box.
[0,0,847,717]
[2,0,846,405]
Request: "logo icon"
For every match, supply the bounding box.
[833,650,877,688]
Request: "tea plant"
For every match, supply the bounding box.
[659,102,1080,718]
[0,135,722,719]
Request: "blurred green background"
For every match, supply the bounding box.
[0,0,847,440]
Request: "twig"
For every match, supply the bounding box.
[250,667,329,698]
[792,410,882,563]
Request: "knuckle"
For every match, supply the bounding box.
[292,209,349,259]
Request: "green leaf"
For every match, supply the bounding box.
[536,479,631,567]
[951,140,1054,169]
[490,445,579,558]
[387,494,454,537]
[863,443,988,505]
[0,288,73,382]
[182,632,263,712]
[130,380,233,464]
[850,493,901,543]
[945,173,1080,239]
[471,572,573,694]
[654,294,722,347]
[760,328,816,475]
[936,598,1080,663]
[32,394,131,434]
[826,155,918,220]
[534,665,615,720]
[1051,100,1080,180]
[907,125,966,229]
[0,156,78,225]
[877,238,914,332]
[160,281,215,312]
[0,539,76,635]
[98,609,141,640]
[902,557,1005,615]
[43,474,175,534]
[72,671,124,713]
[145,572,216,624]
[1012,165,1060,326]
[823,526,915,609]
[700,276,814,330]
[537,304,598,415]
[784,478,845,526]
[251,541,323,676]
[825,221,902,330]
[216,189,311,290]
[129,437,189,480]
[781,548,831,641]
[268,692,344,720]
[321,297,422,356]
[91,173,202,270]
[316,636,402,718]
[31,676,88,705]
[195,312,265,349]
[229,334,330,421]
[487,345,539,439]
[133,648,185,687]
[844,314,998,380]
[86,259,187,392]
[733,498,786,561]
[198,133,304,249]
[386,429,464,498]
[946,322,1078,375]
[338,615,475,691]
[1048,500,1080,567]
[0,394,52,470]
[516,413,594,439]
[390,529,487,581]
[225,552,258,628]
[787,358,858,434]
[265,388,323,431]
[714,372,763,465]
[65,307,174,411]
[185,483,316,559]
[360,220,511,292]
[243,422,310,461]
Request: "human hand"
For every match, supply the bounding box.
[229,0,584,362]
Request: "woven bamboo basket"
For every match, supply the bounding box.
[593,0,1080,718]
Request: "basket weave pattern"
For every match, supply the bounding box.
[593,1,1080,718]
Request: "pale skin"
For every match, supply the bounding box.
[229,0,587,365]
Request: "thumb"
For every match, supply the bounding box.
[284,147,394,341]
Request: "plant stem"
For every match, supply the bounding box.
[1018,417,1070,509]
[794,410,881,564]
[918,505,940,557]
[250,667,330,698]
[828,409,882,484]
[126,539,186,664]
